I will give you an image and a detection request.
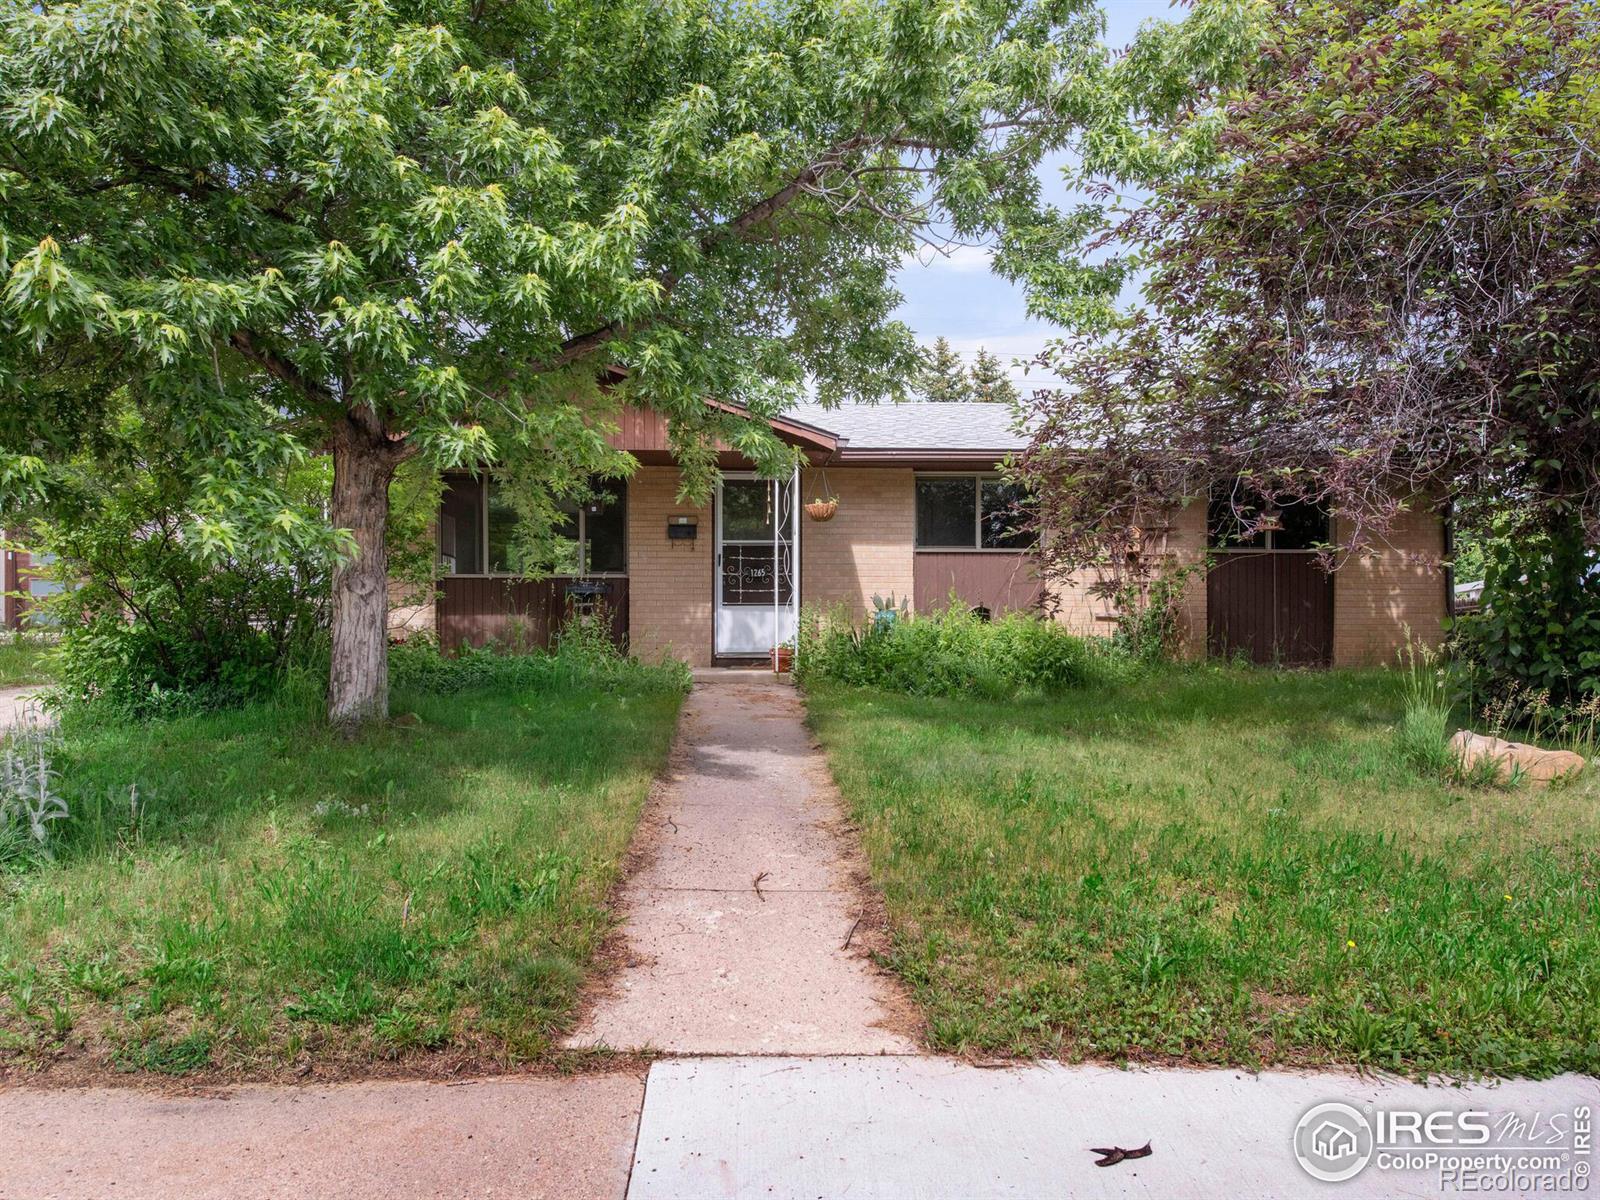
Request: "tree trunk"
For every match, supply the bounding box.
[328,419,400,728]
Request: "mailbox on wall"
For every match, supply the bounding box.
[667,516,697,541]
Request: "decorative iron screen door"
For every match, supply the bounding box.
[714,473,798,656]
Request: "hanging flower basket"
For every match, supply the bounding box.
[805,498,839,522]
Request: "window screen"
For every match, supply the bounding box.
[486,482,521,573]
[584,489,627,573]
[721,480,775,541]
[980,480,1035,549]
[916,478,977,547]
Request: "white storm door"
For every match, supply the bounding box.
[714,475,797,656]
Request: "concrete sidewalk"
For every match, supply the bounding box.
[566,672,914,1055]
[6,1059,1589,1199]
[0,1073,644,1200]
[627,1058,1596,1199]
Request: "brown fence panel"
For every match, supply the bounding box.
[1275,555,1333,666]
[436,577,629,653]
[1207,552,1277,662]
[1206,553,1331,666]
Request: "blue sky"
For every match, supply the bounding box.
[891,0,1184,392]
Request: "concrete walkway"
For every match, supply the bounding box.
[567,671,915,1055]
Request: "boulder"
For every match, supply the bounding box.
[1449,730,1586,785]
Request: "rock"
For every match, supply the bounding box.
[1449,730,1586,785]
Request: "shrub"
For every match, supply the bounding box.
[1449,526,1600,722]
[35,440,338,719]
[794,600,1129,698]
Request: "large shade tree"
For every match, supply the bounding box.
[1019,0,1600,575]
[1,0,1138,724]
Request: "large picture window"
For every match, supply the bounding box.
[915,475,1035,550]
[438,476,627,576]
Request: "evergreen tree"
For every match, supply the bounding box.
[969,348,1020,404]
[917,338,973,403]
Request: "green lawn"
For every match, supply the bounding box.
[0,636,54,687]
[806,668,1600,1078]
[0,680,680,1078]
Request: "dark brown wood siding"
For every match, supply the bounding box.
[1206,552,1333,666]
[913,552,1045,617]
[606,407,673,454]
[436,577,628,652]
[3,544,30,630]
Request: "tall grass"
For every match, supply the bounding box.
[807,666,1600,1078]
[1394,639,1455,775]
[794,601,1134,699]
[0,635,686,1078]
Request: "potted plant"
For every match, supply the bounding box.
[772,640,794,673]
[804,496,838,522]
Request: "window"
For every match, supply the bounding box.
[718,479,793,606]
[1207,488,1329,551]
[438,477,483,575]
[915,476,1036,550]
[438,476,626,575]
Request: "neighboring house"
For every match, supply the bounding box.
[2,536,62,631]
[417,402,1449,667]
[1454,579,1484,615]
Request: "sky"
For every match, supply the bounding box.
[890,0,1185,393]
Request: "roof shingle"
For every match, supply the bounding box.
[783,401,1030,452]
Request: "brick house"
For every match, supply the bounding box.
[421,402,1449,667]
[2,534,62,632]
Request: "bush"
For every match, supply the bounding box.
[794,600,1130,699]
[33,432,338,719]
[390,618,691,700]
[1449,526,1600,724]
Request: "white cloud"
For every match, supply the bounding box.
[903,243,995,274]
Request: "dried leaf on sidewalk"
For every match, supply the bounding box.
[1090,1142,1151,1168]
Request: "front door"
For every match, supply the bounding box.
[714,475,798,656]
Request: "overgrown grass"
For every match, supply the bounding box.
[0,648,684,1078]
[0,636,54,687]
[795,602,1134,699]
[806,666,1600,1078]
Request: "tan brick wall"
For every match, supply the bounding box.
[619,466,1439,668]
[1041,499,1210,655]
[626,466,714,665]
[800,467,915,619]
[1332,504,1448,666]
[386,575,436,641]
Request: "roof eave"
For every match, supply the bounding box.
[832,448,1018,467]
